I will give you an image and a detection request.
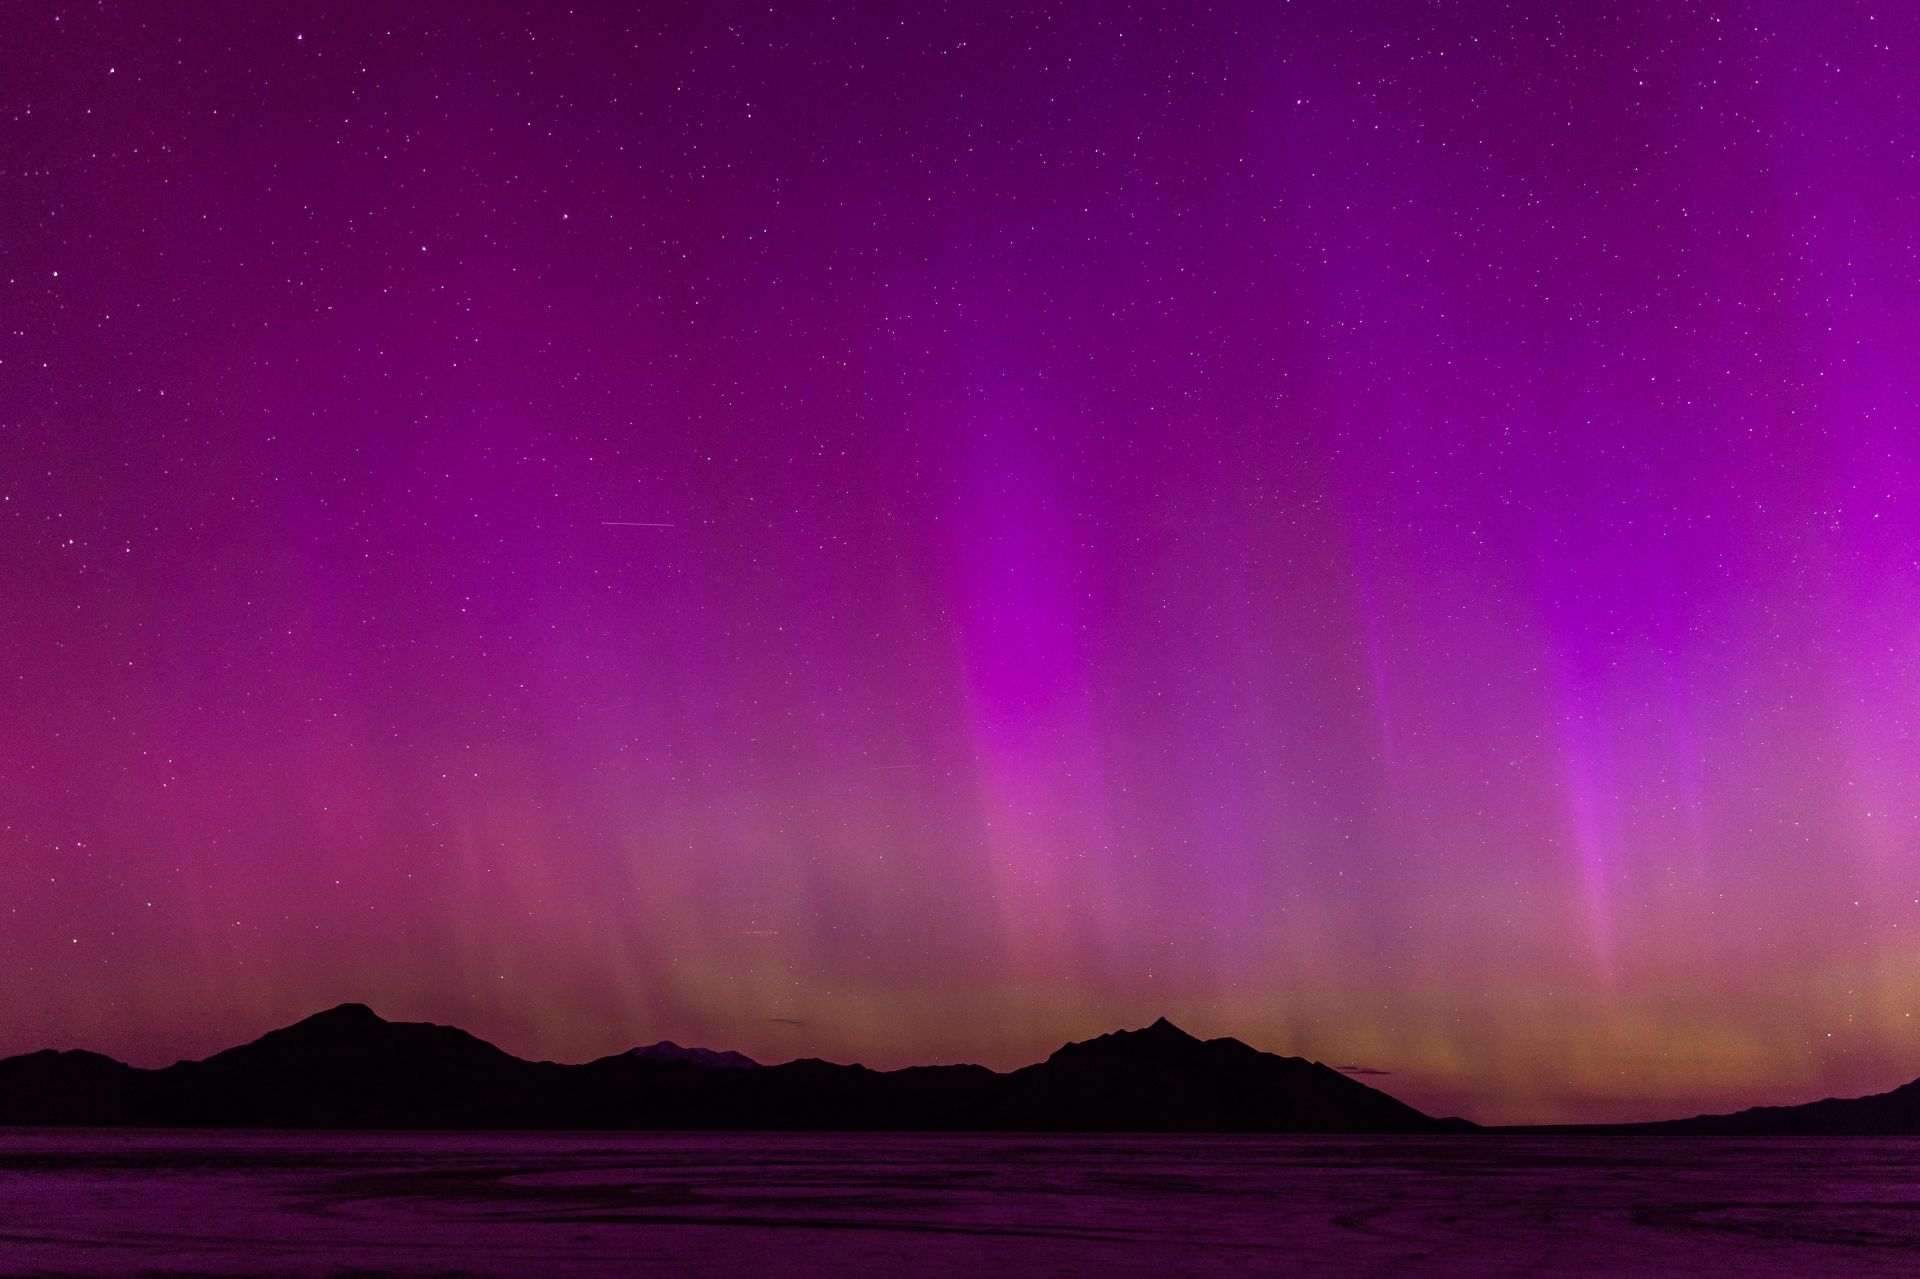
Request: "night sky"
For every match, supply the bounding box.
[3,2,1918,1125]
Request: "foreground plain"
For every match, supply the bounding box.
[4,1132,1920,1276]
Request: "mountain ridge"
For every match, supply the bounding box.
[15,1007,1920,1131]
[622,1041,759,1070]
[0,1006,1471,1133]
[1593,1076,1920,1136]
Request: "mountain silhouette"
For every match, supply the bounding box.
[1615,1076,1920,1136]
[623,1041,759,1069]
[146,1003,556,1127]
[0,1007,1467,1132]
[981,1018,1463,1132]
[0,1049,143,1124]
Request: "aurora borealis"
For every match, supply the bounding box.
[4,1,1919,1125]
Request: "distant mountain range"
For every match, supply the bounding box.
[0,1006,1471,1132]
[624,1041,759,1070]
[1606,1077,1920,1136]
[11,1006,1918,1132]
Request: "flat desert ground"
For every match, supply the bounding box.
[3,1131,1919,1276]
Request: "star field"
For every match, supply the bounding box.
[3,2,1919,1124]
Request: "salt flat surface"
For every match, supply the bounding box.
[2,1130,1919,1276]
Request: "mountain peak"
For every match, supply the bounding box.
[1045,1017,1205,1066]
[301,1003,386,1029]
[626,1041,758,1069]
[1119,1016,1201,1046]
[1003,1016,1460,1133]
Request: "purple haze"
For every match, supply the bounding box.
[3,2,1918,1124]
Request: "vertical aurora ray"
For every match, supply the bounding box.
[4,0,1920,1123]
